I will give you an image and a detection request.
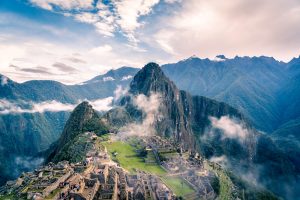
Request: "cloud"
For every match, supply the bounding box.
[29,0,94,11]
[121,75,133,81]
[153,0,300,61]
[102,76,115,82]
[20,66,55,75]
[210,116,249,141]
[64,57,87,64]
[0,37,148,84]
[29,0,161,43]
[118,93,162,138]
[114,85,128,100]
[32,100,75,112]
[89,44,113,54]
[89,97,113,112]
[209,155,229,167]
[0,99,75,114]
[14,156,44,175]
[52,62,77,72]
[0,98,113,114]
[113,0,160,42]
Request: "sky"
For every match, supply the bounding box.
[0,0,300,84]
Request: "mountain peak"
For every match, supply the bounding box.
[0,74,10,86]
[129,62,175,96]
[54,101,97,151]
[142,62,161,73]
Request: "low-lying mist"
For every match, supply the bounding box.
[118,92,162,139]
[0,97,113,114]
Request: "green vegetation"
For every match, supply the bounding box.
[226,171,279,200]
[0,194,16,200]
[103,140,195,197]
[53,134,93,163]
[104,141,165,175]
[205,162,235,200]
[83,118,109,135]
[161,177,195,197]
[206,162,279,200]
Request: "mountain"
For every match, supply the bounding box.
[0,111,70,185]
[47,101,109,163]
[162,56,287,132]
[277,58,300,125]
[0,67,138,103]
[105,62,299,199]
[127,63,247,148]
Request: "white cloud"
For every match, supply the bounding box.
[114,85,128,100]
[164,0,181,3]
[113,0,160,41]
[0,99,74,114]
[121,75,133,81]
[118,93,162,138]
[0,98,114,114]
[209,155,229,166]
[30,0,161,43]
[74,12,99,24]
[89,97,113,112]
[89,44,113,54]
[30,0,94,11]
[210,116,249,141]
[102,76,115,82]
[32,101,75,112]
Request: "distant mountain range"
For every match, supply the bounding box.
[1,55,300,197]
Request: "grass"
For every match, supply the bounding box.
[103,141,166,175]
[161,177,195,197]
[103,140,195,197]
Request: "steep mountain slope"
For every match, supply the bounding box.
[162,56,286,132]
[47,101,109,163]
[272,117,300,140]
[126,63,248,151]
[0,112,69,185]
[106,62,299,199]
[277,57,300,124]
